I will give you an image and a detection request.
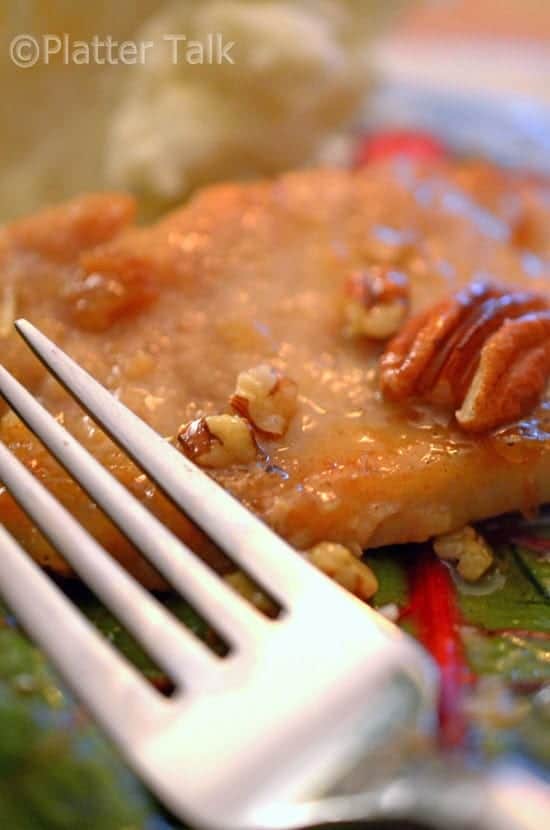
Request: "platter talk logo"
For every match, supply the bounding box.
[9,33,236,68]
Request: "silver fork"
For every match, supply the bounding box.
[0,320,547,830]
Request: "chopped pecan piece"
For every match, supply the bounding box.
[434,525,494,582]
[380,280,550,432]
[230,364,297,438]
[305,542,378,601]
[343,266,409,340]
[177,414,258,468]
[224,571,277,616]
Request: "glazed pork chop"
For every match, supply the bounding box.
[1,160,550,589]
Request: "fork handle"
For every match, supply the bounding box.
[288,763,550,830]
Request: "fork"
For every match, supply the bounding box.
[0,320,547,830]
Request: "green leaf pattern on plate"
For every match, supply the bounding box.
[0,530,548,827]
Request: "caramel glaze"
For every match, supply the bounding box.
[1,160,550,588]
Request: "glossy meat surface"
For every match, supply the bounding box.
[2,161,550,586]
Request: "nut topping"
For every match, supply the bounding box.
[224,571,277,616]
[380,280,550,432]
[305,542,378,601]
[177,414,258,468]
[433,525,493,582]
[343,266,409,340]
[230,364,297,438]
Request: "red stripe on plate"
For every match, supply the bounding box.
[404,551,472,748]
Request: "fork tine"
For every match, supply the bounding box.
[14,319,323,604]
[0,439,220,686]
[0,363,270,647]
[0,522,162,747]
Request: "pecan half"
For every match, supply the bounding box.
[380,280,550,432]
[343,266,410,340]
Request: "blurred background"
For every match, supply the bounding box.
[1,0,550,221]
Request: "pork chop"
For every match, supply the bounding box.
[1,160,550,588]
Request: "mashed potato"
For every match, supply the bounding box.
[106,0,395,205]
[0,1,407,220]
